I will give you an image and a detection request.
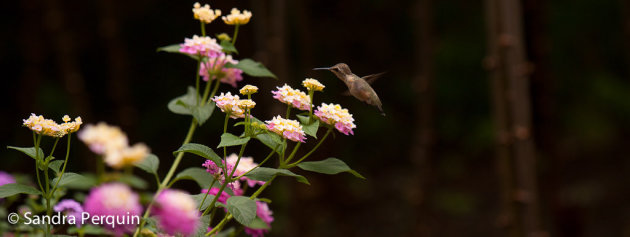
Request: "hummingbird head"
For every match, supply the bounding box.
[313,63,352,81]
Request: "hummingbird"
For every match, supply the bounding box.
[314,63,386,116]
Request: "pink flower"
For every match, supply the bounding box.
[200,54,244,88]
[265,116,306,143]
[152,189,200,236]
[314,103,356,135]
[83,183,142,235]
[271,84,311,111]
[179,35,222,58]
[201,187,231,205]
[212,92,245,119]
[54,199,83,227]
[244,201,274,237]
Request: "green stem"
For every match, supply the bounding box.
[133,119,198,237]
[284,142,302,164]
[235,146,277,180]
[288,128,332,167]
[33,133,45,194]
[200,22,206,36]
[96,155,105,183]
[199,179,218,211]
[201,80,213,105]
[286,105,291,118]
[231,24,240,45]
[205,142,247,220]
[308,91,315,123]
[206,214,232,236]
[250,175,277,199]
[50,134,72,197]
[196,57,202,105]
[207,75,222,105]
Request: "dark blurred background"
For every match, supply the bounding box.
[2,0,630,236]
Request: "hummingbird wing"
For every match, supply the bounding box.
[362,72,386,85]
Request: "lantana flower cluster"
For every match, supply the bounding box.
[78,122,150,169]
[83,183,143,235]
[271,84,312,111]
[203,154,264,195]
[200,53,244,87]
[212,92,246,118]
[222,8,253,25]
[23,113,82,138]
[315,103,357,135]
[193,2,221,24]
[179,35,223,58]
[265,116,307,143]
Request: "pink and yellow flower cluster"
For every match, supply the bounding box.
[23,113,82,138]
[78,122,150,169]
[265,116,307,143]
[315,103,356,135]
[271,84,311,111]
[179,35,222,58]
[212,92,246,119]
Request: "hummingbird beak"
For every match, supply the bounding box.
[313,67,331,71]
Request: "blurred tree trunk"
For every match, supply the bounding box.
[483,0,517,236]
[497,0,546,236]
[411,0,435,235]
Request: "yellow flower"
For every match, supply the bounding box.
[192,2,221,24]
[239,85,258,95]
[104,143,150,169]
[302,78,325,92]
[22,113,81,137]
[222,8,252,25]
[238,99,256,110]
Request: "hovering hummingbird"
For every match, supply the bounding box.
[314,63,386,116]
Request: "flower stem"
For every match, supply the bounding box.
[286,105,291,118]
[196,57,202,105]
[33,133,45,193]
[235,146,277,180]
[133,118,198,237]
[231,24,240,45]
[50,134,72,197]
[199,179,218,211]
[288,128,332,167]
[284,142,301,164]
[200,22,206,37]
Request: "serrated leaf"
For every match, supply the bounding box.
[0,183,41,197]
[134,154,159,175]
[218,133,250,148]
[244,217,271,230]
[220,40,238,54]
[226,196,257,225]
[51,173,87,187]
[296,115,319,138]
[174,168,220,191]
[297,158,365,179]
[245,167,309,185]
[7,146,44,160]
[192,102,215,126]
[173,143,222,166]
[192,193,216,211]
[168,87,198,115]
[48,160,64,174]
[226,59,277,79]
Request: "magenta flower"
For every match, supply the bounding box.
[314,103,356,135]
[0,171,15,186]
[244,201,274,237]
[152,189,200,236]
[201,187,231,205]
[179,35,222,58]
[54,199,84,227]
[83,183,142,235]
[199,54,244,88]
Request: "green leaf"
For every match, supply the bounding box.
[218,133,250,148]
[192,102,215,126]
[244,217,271,230]
[245,167,309,185]
[192,215,213,237]
[296,115,319,138]
[7,146,44,160]
[168,87,198,115]
[220,40,238,54]
[173,143,222,166]
[297,158,365,179]
[174,168,223,192]
[157,44,200,60]
[48,160,64,174]
[68,225,107,235]
[226,59,277,79]
[0,183,41,197]
[192,193,215,211]
[134,154,159,175]
[226,196,257,225]
[51,173,87,187]
[119,175,148,189]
